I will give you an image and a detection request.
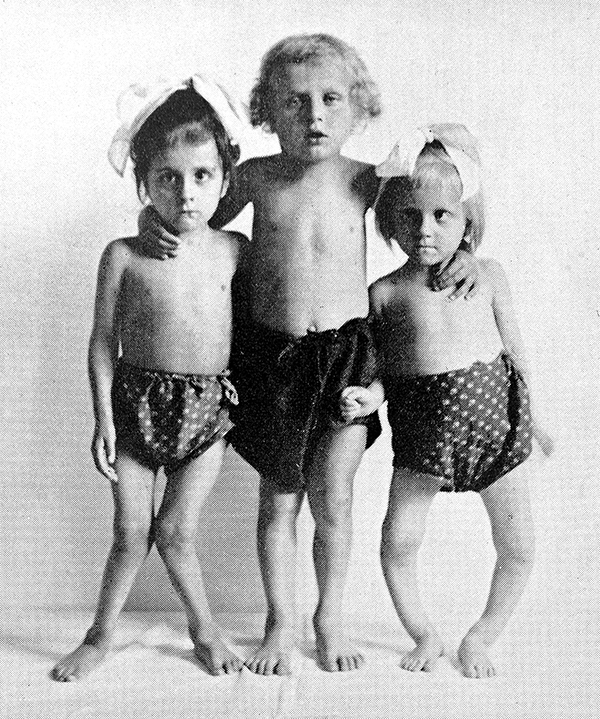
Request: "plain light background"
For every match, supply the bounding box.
[0,0,598,645]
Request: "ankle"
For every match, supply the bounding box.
[462,628,492,648]
[84,626,113,648]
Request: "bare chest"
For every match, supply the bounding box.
[122,252,233,320]
[253,182,366,258]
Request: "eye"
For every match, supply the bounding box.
[323,93,341,105]
[286,95,303,109]
[434,209,449,221]
[397,208,420,225]
[195,169,210,182]
[158,171,178,185]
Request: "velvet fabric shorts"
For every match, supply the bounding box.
[229,317,381,492]
[385,353,532,492]
[112,360,237,476]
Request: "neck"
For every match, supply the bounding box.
[403,256,452,287]
[278,151,345,179]
[177,224,211,248]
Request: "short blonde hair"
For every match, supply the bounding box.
[250,33,381,131]
[376,124,486,250]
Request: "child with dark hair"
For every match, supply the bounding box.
[52,76,247,681]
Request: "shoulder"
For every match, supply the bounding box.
[347,160,378,202]
[238,155,276,183]
[213,229,248,264]
[477,257,512,300]
[100,238,134,267]
[478,256,508,285]
[369,269,404,310]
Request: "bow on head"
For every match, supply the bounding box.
[108,73,248,176]
[376,126,480,201]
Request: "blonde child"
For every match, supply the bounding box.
[52,77,247,681]
[140,36,478,675]
[341,124,553,678]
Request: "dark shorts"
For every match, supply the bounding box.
[112,360,238,476]
[385,353,532,492]
[229,317,382,492]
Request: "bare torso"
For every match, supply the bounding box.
[117,231,239,374]
[373,259,504,377]
[235,155,376,336]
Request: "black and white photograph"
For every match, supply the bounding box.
[1,1,598,717]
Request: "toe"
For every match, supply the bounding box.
[275,658,291,676]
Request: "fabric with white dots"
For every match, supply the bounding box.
[385,353,532,492]
[112,360,237,476]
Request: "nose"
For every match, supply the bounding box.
[304,97,323,125]
[419,213,434,237]
[179,176,196,202]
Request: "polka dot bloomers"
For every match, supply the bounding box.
[111,360,238,476]
[384,353,532,492]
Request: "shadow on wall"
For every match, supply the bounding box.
[31,247,263,613]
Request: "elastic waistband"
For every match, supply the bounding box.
[385,352,510,384]
[239,316,370,343]
[116,359,231,382]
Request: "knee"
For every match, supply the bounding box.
[112,521,151,555]
[312,489,353,530]
[380,519,421,566]
[495,532,535,571]
[155,520,196,559]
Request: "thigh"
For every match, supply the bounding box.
[479,462,534,549]
[157,439,226,533]
[112,450,156,530]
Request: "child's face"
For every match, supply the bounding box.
[391,180,467,267]
[145,133,227,234]
[269,57,359,163]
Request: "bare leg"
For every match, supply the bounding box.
[458,464,535,678]
[155,440,242,676]
[381,467,444,673]
[306,425,366,672]
[245,479,303,676]
[52,451,155,681]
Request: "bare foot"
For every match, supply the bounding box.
[400,632,444,673]
[52,640,110,682]
[313,615,364,672]
[244,621,294,676]
[190,626,243,676]
[458,633,496,678]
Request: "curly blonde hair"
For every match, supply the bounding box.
[250,33,381,131]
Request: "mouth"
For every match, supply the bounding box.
[416,244,438,254]
[307,131,327,143]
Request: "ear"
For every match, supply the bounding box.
[463,218,472,243]
[351,106,367,135]
[220,174,230,199]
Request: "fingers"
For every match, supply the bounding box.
[535,429,555,457]
[447,278,473,302]
[138,205,180,259]
[436,252,480,301]
[340,388,363,422]
[92,436,118,483]
[434,258,467,290]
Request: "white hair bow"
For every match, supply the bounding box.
[108,73,248,176]
[376,127,480,201]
